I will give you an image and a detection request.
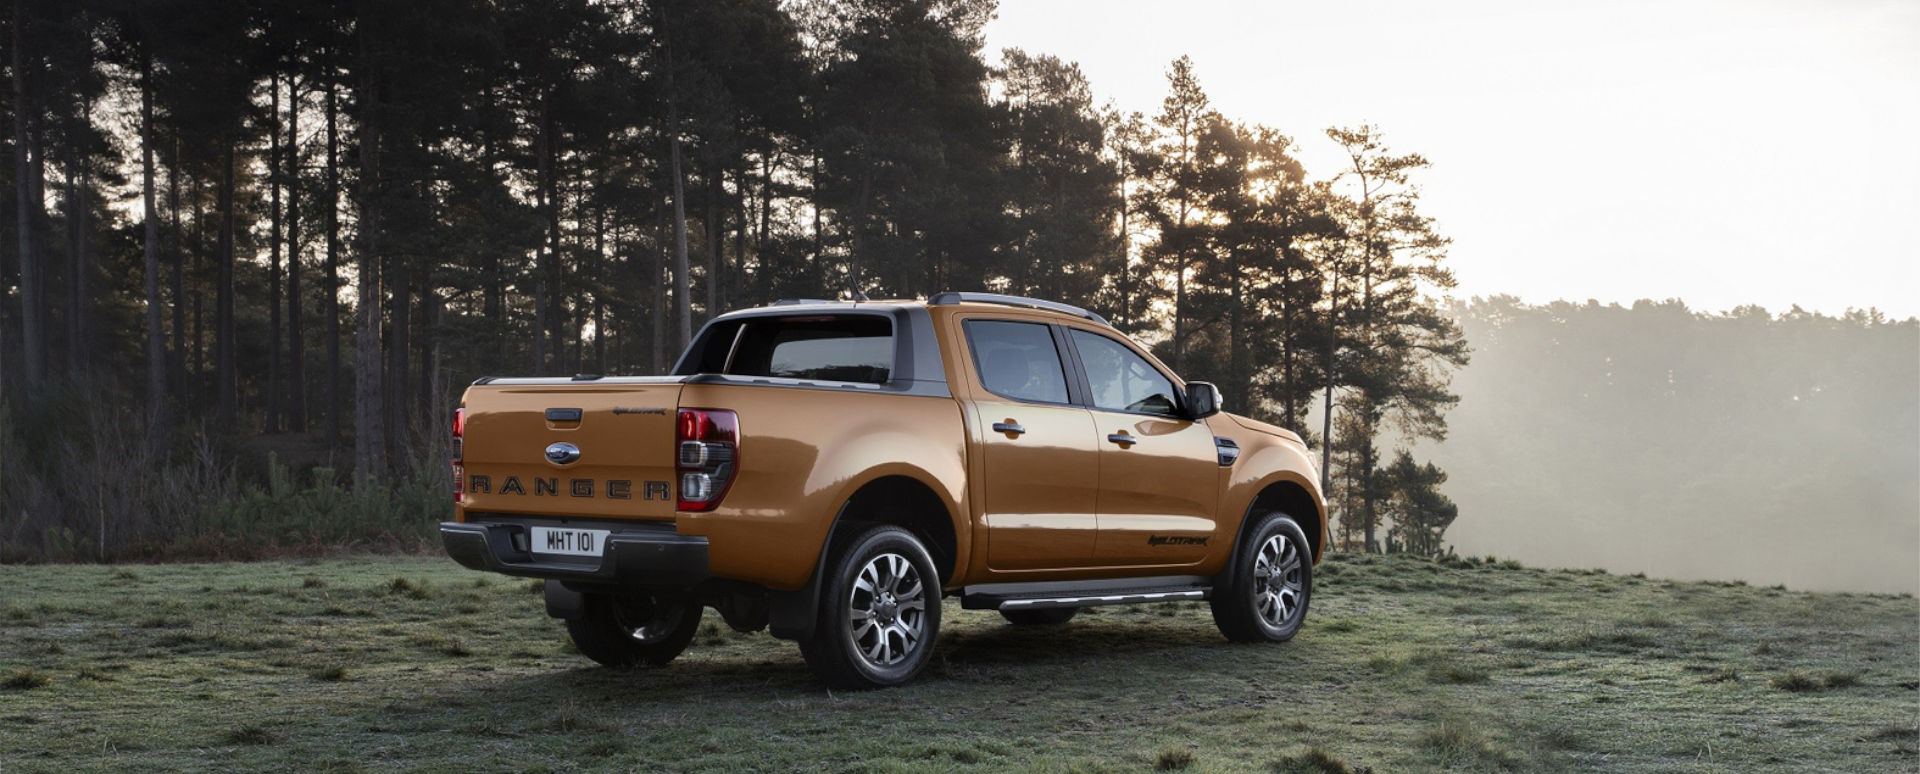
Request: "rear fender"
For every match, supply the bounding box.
[768,463,966,642]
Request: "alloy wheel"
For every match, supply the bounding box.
[846,552,928,668]
[1252,533,1305,628]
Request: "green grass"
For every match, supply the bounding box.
[0,552,1914,772]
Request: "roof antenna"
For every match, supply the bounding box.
[847,283,869,303]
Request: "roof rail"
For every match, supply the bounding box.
[770,298,844,306]
[926,292,1109,325]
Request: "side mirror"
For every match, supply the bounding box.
[1184,381,1222,419]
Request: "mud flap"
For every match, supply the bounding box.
[768,521,841,641]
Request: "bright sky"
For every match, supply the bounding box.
[984,0,1920,318]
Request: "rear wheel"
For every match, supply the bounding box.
[1211,512,1312,643]
[799,525,941,689]
[567,591,704,667]
[1000,607,1077,626]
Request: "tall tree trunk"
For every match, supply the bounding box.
[28,82,45,364]
[652,213,666,372]
[11,0,43,394]
[64,127,87,378]
[285,71,305,432]
[325,80,342,451]
[191,176,204,386]
[266,72,283,433]
[168,136,184,396]
[531,90,552,373]
[215,144,237,425]
[541,90,564,371]
[732,168,746,309]
[849,169,871,294]
[669,133,692,349]
[353,14,387,479]
[756,152,773,303]
[704,160,720,317]
[1359,438,1378,553]
[1228,252,1246,414]
[592,207,606,372]
[1320,272,1338,494]
[140,53,168,460]
[486,232,504,365]
[384,211,409,471]
[809,152,822,284]
[1171,249,1186,374]
[1116,153,1131,330]
[1279,263,1296,427]
[416,262,434,420]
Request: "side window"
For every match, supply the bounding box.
[965,320,1071,404]
[1070,330,1180,417]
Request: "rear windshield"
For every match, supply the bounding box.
[724,316,893,384]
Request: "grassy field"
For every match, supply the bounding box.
[2,552,1914,773]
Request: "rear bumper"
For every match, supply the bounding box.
[439,518,709,588]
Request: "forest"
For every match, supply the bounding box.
[5,0,1909,591]
[0,0,1473,561]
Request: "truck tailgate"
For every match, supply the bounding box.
[459,380,684,521]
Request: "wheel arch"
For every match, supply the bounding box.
[830,473,962,586]
[1234,477,1326,564]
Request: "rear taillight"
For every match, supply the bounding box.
[676,408,738,511]
[451,408,466,501]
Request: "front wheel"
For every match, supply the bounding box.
[798,525,942,689]
[1211,513,1313,642]
[567,591,704,667]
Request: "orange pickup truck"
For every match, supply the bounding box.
[442,292,1326,688]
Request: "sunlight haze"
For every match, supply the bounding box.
[984,0,1920,318]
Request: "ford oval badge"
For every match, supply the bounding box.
[544,442,581,465]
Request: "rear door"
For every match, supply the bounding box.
[962,318,1102,570]
[1066,328,1220,567]
[459,380,684,521]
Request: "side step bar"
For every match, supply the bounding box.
[960,575,1212,611]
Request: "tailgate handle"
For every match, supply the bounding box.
[545,408,584,422]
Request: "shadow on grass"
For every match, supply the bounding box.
[373,615,1262,736]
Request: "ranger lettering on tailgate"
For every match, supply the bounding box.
[464,476,670,500]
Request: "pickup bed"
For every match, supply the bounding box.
[442,292,1327,687]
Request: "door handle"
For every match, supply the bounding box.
[1107,433,1136,446]
[992,422,1026,436]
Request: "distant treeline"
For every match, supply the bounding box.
[1429,297,1919,593]
[1,0,1468,560]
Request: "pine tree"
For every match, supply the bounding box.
[1133,56,1214,371]
[1382,451,1457,557]
[1321,125,1469,550]
[997,48,1118,306]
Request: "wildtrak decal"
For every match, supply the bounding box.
[1148,535,1209,547]
[467,475,671,501]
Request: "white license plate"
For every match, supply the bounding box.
[529,527,609,557]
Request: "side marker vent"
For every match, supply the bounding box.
[1214,437,1240,467]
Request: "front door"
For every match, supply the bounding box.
[965,319,1101,570]
[1067,329,1220,567]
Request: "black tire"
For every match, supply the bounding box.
[1211,512,1313,643]
[798,525,942,689]
[1000,607,1078,626]
[566,591,704,667]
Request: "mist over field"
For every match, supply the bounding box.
[1423,297,1919,594]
